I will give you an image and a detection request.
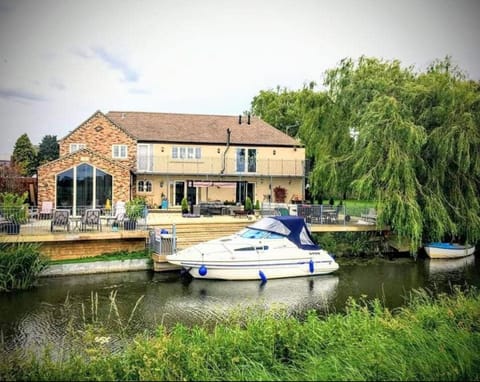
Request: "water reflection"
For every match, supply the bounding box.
[1,255,478,358]
[160,275,339,325]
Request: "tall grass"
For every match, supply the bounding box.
[1,286,479,381]
[0,243,48,292]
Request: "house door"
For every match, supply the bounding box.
[174,181,185,206]
[236,181,254,204]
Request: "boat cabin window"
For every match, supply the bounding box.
[239,228,284,239]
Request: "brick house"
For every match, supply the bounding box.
[37,110,306,214]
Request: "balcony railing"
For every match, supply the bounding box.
[137,156,305,176]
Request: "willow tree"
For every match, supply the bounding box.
[251,82,326,138]
[415,59,480,245]
[301,56,480,250]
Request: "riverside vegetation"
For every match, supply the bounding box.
[0,243,48,292]
[0,286,478,381]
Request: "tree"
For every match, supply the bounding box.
[250,82,327,138]
[37,135,59,165]
[300,56,480,250]
[254,56,480,251]
[12,134,37,176]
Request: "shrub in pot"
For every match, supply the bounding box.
[0,192,28,235]
[124,197,145,230]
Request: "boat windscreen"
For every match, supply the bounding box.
[248,216,320,250]
[249,217,291,236]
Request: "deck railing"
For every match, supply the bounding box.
[0,206,149,236]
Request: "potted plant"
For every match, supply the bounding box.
[254,199,261,217]
[124,197,145,230]
[0,192,28,235]
[244,196,253,215]
[181,197,189,215]
[273,186,287,203]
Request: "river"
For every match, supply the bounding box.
[1,255,479,358]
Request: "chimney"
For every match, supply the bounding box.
[247,113,251,124]
[238,115,242,124]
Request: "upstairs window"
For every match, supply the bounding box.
[236,148,256,173]
[70,143,86,153]
[172,146,201,160]
[112,145,128,159]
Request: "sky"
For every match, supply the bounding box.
[0,0,479,157]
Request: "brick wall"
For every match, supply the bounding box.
[60,111,137,169]
[37,111,136,210]
[39,238,146,260]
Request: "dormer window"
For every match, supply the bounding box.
[70,143,86,153]
[112,144,128,159]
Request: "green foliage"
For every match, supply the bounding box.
[1,287,479,381]
[0,243,48,292]
[276,56,480,250]
[12,133,37,176]
[244,196,253,213]
[181,197,189,214]
[125,197,146,221]
[37,135,59,165]
[0,191,28,223]
[254,199,260,210]
[251,82,327,138]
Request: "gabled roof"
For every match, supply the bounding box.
[106,111,301,147]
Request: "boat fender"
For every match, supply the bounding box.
[199,265,208,276]
[309,259,314,273]
[259,270,267,283]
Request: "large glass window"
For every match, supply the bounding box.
[56,164,112,215]
[137,144,153,171]
[96,169,113,208]
[248,149,257,172]
[76,163,93,211]
[236,148,245,172]
[236,148,256,173]
[56,168,74,208]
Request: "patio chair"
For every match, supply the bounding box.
[50,209,70,232]
[39,201,53,219]
[110,201,126,228]
[81,209,102,231]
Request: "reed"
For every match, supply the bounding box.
[0,243,48,292]
[1,286,479,381]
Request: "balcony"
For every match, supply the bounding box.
[136,156,305,177]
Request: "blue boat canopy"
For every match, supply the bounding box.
[248,216,320,250]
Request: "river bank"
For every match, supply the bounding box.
[1,286,479,381]
[39,258,152,277]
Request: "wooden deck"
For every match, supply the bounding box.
[1,212,388,264]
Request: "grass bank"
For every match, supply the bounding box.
[1,286,479,381]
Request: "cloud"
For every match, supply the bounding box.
[0,88,47,103]
[49,78,66,91]
[91,46,139,82]
[128,88,150,95]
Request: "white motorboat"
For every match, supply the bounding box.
[166,216,339,281]
[424,242,476,259]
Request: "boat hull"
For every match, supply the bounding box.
[166,216,340,281]
[174,257,339,280]
[424,243,476,259]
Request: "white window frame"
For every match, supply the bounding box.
[70,143,86,153]
[112,144,128,159]
[172,146,202,160]
[137,144,153,171]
